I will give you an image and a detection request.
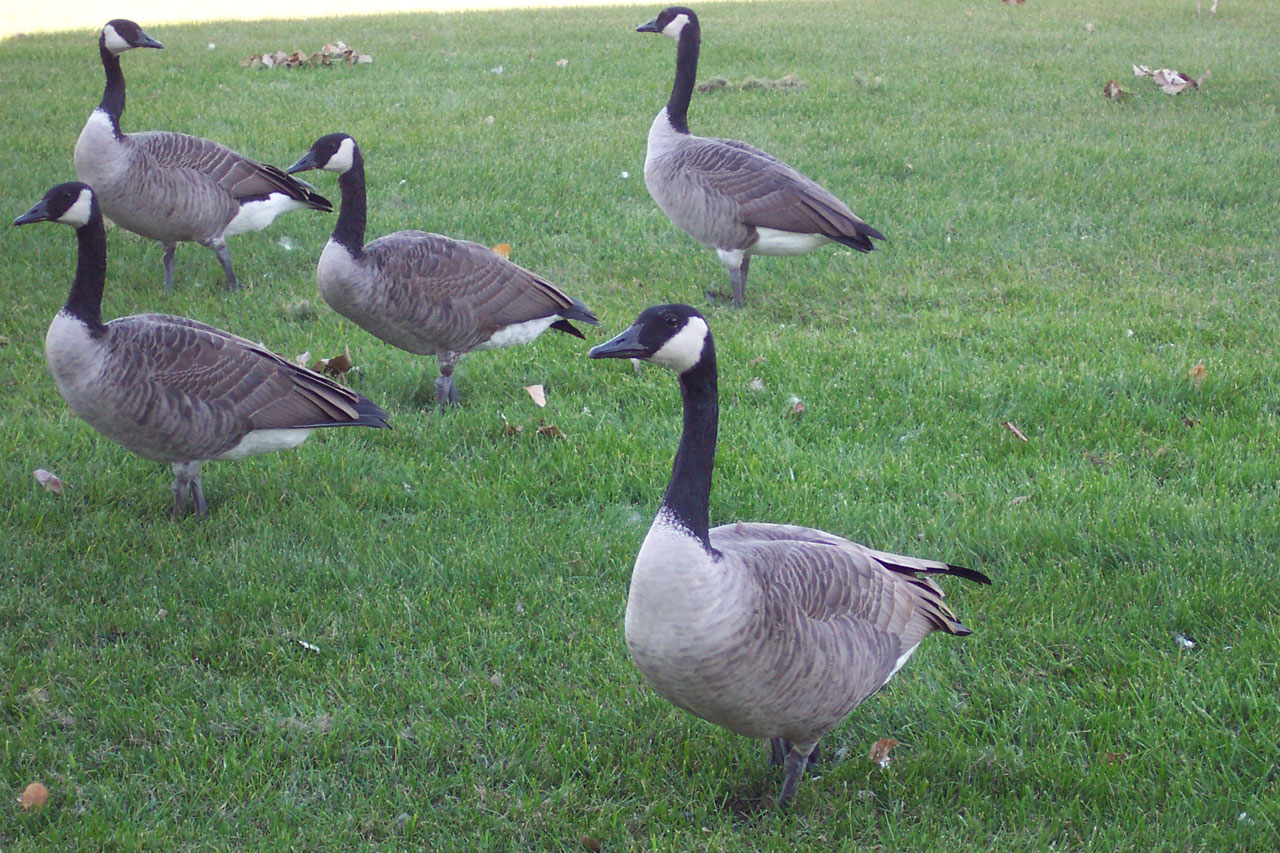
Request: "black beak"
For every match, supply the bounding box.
[13,198,52,226]
[636,17,661,33]
[135,31,164,50]
[589,323,647,359]
[286,151,320,175]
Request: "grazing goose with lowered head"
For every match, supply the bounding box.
[286,133,599,407]
[590,304,989,806]
[637,7,885,307]
[74,20,332,291]
[15,182,389,518]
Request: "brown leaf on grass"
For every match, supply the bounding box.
[1133,65,1209,95]
[697,74,804,93]
[537,421,565,439]
[524,384,547,407]
[748,377,765,392]
[1001,421,1029,442]
[491,243,511,259]
[790,400,805,415]
[869,737,899,769]
[500,415,524,436]
[1181,416,1198,428]
[1001,0,1025,5]
[0,335,9,346]
[1102,80,1131,100]
[1102,751,1130,765]
[310,346,354,377]
[19,782,48,810]
[578,835,603,853]
[1187,362,1208,388]
[1083,451,1111,467]
[33,469,64,495]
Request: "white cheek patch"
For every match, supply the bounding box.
[649,316,708,372]
[662,13,690,39]
[324,137,357,173]
[60,188,95,227]
[102,24,132,55]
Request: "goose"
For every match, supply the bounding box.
[286,133,599,407]
[74,20,332,291]
[636,7,885,307]
[589,304,989,806]
[14,182,390,518]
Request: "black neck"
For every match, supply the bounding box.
[65,210,109,333]
[665,21,700,135]
[98,42,126,138]
[662,341,718,551]
[331,150,367,256]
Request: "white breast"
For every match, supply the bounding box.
[44,311,104,404]
[74,110,130,186]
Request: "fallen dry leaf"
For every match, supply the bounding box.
[1102,80,1131,100]
[537,421,565,439]
[747,355,767,367]
[1181,416,1198,428]
[33,469,63,495]
[748,377,765,392]
[310,347,354,377]
[1001,421,1029,442]
[1002,0,1025,5]
[1133,64,1209,95]
[491,243,511,259]
[555,58,569,68]
[869,737,899,769]
[501,415,524,436]
[19,782,48,810]
[790,400,805,415]
[1187,362,1208,388]
[1102,751,1130,765]
[524,384,547,407]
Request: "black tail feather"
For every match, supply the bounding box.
[550,319,587,339]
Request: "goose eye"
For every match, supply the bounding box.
[663,314,679,327]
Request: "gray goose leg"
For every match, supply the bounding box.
[170,462,208,519]
[776,740,819,807]
[769,738,821,767]
[729,255,750,308]
[200,236,239,291]
[162,243,177,290]
[434,351,463,408]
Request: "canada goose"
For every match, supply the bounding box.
[74,20,332,291]
[286,133,599,407]
[636,7,885,307]
[15,182,389,518]
[590,304,989,806]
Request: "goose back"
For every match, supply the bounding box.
[627,517,968,745]
[318,230,593,356]
[46,311,383,464]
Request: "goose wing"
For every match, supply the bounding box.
[677,137,883,248]
[364,231,596,343]
[104,313,386,457]
[714,522,979,637]
[133,131,331,208]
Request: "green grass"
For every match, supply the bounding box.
[2,0,1279,847]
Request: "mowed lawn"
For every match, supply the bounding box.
[2,0,1278,847]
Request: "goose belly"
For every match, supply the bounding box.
[749,227,832,257]
[224,194,309,237]
[213,428,313,459]
[475,316,557,350]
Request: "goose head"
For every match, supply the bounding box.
[14,182,98,229]
[590,303,711,374]
[636,6,699,40]
[287,133,359,176]
[100,20,163,56]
